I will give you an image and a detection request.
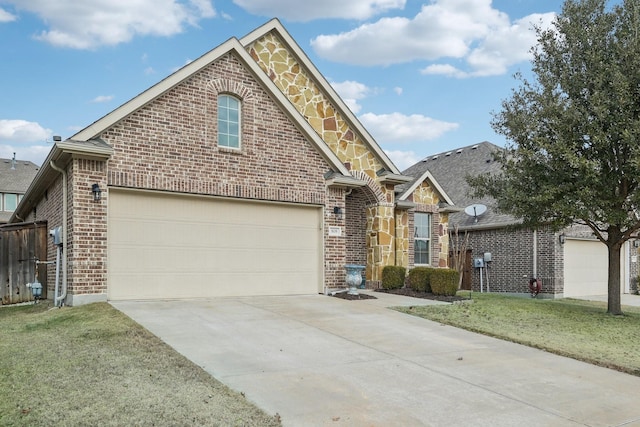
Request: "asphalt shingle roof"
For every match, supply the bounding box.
[401,141,518,229]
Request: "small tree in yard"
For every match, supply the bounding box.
[449,226,469,290]
[469,0,640,315]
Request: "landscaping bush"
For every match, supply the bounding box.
[407,267,436,292]
[381,266,406,290]
[430,269,460,296]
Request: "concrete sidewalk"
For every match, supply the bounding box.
[113,292,640,427]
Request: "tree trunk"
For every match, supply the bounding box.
[607,241,623,315]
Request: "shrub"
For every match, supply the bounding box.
[407,267,436,292]
[430,269,460,296]
[381,266,406,290]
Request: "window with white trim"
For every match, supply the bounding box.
[414,212,431,265]
[218,94,240,149]
[3,193,18,212]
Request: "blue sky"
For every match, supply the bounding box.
[0,0,563,169]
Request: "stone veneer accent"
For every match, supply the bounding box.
[405,182,449,268]
[247,33,428,283]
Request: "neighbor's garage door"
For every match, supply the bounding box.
[563,239,608,297]
[108,190,322,300]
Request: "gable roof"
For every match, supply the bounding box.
[396,169,454,206]
[0,157,40,223]
[0,157,39,193]
[71,20,355,178]
[240,18,405,178]
[402,141,518,229]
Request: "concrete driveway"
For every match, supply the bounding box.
[113,292,640,427]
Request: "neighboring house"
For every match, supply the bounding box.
[403,141,638,298]
[0,156,39,224]
[10,19,455,305]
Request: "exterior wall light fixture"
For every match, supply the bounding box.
[333,206,343,220]
[92,183,102,202]
[559,233,566,245]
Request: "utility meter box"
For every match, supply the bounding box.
[50,226,62,246]
[474,258,485,268]
[483,252,492,263]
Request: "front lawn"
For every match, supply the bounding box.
[0,302,281,427]
[395,294,640,375]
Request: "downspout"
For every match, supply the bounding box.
[49,160,67,307]
[532,230,537,279]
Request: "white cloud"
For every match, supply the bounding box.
[0,7,17,22]
[384,149,419,171]
[422,12,556,78]
[0,144,51,166]
[91,95,114,103]
[311,0,555,76]
[232,0,405,22]
[330,80,371,114]
[6,0,216,49]
[0,119,51,142]
[421,63,468,78]
[0,120,52,165]
[360,112,458,143]
[393,87,403,95]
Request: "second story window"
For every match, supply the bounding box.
[218,94,240,149]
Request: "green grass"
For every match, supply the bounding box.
[395,293,640,375]
[0,302,281,427]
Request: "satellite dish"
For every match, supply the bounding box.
[464,204,487,223]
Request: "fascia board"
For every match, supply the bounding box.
[325,176,368,188]
[71,38,240,142]
[70,32,350,177]
[241,19,402,175]
[398,170,454,205]
[11,139,114,222]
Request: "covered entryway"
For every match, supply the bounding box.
[563,239,609,297]
[108,190,322,300]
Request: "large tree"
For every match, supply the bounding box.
[469,0,640,315]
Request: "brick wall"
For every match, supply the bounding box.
[70,159,108,296]
[345,188,367,266]
[26,171,65,298]
[325,187,346,289]
[466,227,562,295]
[98,52,340,292]
[102,53,329,205]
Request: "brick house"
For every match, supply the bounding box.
[12,19,454,305]
[403,141,638,297]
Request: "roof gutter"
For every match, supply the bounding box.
[11,139,113,223]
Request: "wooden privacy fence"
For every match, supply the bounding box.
[0,221,48,305]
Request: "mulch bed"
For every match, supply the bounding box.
[330,291,378,300]
[377,288,470,303]
[330,287,470,303]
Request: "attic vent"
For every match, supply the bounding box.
[445,151,452,156]
[472,144,479,149]
[456,149,463,154]
[432,155,439,160]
